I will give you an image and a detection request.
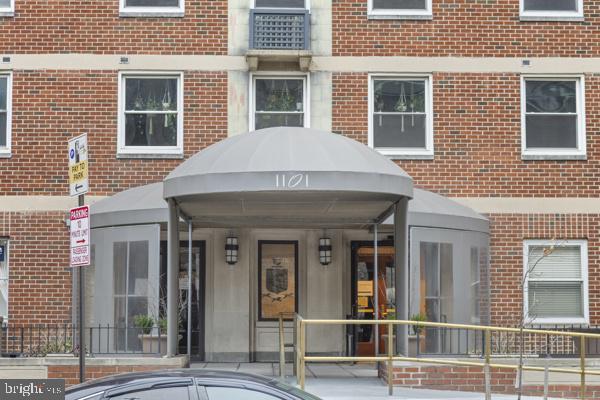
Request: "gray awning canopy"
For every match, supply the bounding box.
[162,127,414,229]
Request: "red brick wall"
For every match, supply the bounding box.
[48,364,181,387]
[0,70,227,196]
[0,211,71,325]
[379,363,600,399]
[333,0,600,57]
[0,1,227,54]
[488,213,600,327]
[332,72,600,197]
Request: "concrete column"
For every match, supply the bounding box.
[167,199,180,357]
[394,198,409,355]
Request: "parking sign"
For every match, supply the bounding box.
[70,205,90,267]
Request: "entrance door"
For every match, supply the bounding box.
[160,241,206,360]
[351,241,395,356]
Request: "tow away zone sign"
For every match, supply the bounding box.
[70,205,90,267]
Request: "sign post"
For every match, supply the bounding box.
[68,133,89,383]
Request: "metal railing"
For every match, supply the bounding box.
[249,9,310,50]
[0,324,167,357]
[293,317,600,399]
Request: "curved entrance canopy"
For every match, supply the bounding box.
[163,127,413,228]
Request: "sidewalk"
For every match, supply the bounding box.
[190,362,554,399]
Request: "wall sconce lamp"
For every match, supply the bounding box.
[319,237,332,265]
[225,236,239,265]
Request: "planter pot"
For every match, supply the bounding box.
[408,334,425,357]
[45,353,74,358]
[138,334,168,356]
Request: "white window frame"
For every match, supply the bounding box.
[523,239,589,325]
[0,0,14,16]
[368,74,434,159]
[367,0,432,19]
[521,75,586,160]
[0,238,8,322]
[252,0,310,10]
[519,0,583,20]
[249,73,310,131]
[119,0,184,17]
[0,72,12,158]
[117,71,184,157]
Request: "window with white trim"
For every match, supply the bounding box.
[0,73,11,156]
[368,0,432,18]
[520,0,583,19]
[118,73,183,157]
[251,76,307,130]
[120,0,184,17]
[524,240,588,324]
[0,239,8,321]
[0,0,14,15]
[254,0,307,8]
[521,77,585,158]
[370,76,433,157]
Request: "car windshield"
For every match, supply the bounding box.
[271,381,321,400]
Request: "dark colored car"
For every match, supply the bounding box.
[65,369,322,400]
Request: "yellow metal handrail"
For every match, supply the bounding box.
[295,318,600,399]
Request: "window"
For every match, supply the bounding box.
[205,387,282,400]
[520,0,583,19]
[254,0,307,8]
[112,387,189,400]
[258,241,298,321]
[118,73,183,157]
[0,73,11,157]
[113,240,150,351]
[119,0,184,17]
[369,76,433,158]
[523,240,588,324]
[521,77,585,159]
[0,239,7,321]
[470,247,480,323]
[0,0,14,16]
[368,0,432,18]
[251,76,308,130]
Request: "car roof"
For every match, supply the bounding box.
[66,369,279,397]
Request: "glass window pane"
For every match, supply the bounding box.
[523,0,578,11]
[125,78,178,111]
[374,80,425,113]
[255,0,305,7]
[525,115,577,148]
[0,0,10,8]
[373,0,427,9]
[206,387,280,400]
[125,0,179,7]
[526,81,576,113]
[0,279,7,318]
[113,242,128,296]
[255,79,303,112]
[373,114,426,148]
[114,297,126,350]
[127,297,148,350]
[420,242,439,298]
[528,245,582,279]
[128,241,149,296]
[125,114,178,147]
[0,113,6,148]
[529,282,583,318]
[0,77,6,110]
[255,113,304,130]
[113,387,189,400]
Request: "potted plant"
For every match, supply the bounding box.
[408,313,427,357]
[134,315,167,356]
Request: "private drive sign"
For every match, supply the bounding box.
[70,206,90,267]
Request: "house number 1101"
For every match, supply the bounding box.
[275,173,309,188]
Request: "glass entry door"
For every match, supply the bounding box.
[351,241,395,356]
[160,241,206,360]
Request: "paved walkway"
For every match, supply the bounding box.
[190,362,553,399]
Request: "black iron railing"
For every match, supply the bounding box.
[250,9,310,50]
[0,324,167,357]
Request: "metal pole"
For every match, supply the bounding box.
[187,220,192,362]
[580,337,586,400]
[167,199,180,356]
[484,330,491,400]
[78,194,85,383]
[374,224,379,356]
[387,321,393,396]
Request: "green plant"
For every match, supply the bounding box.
[133,314,154,335]
[410,313,427,335]
[157,318,167,334]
